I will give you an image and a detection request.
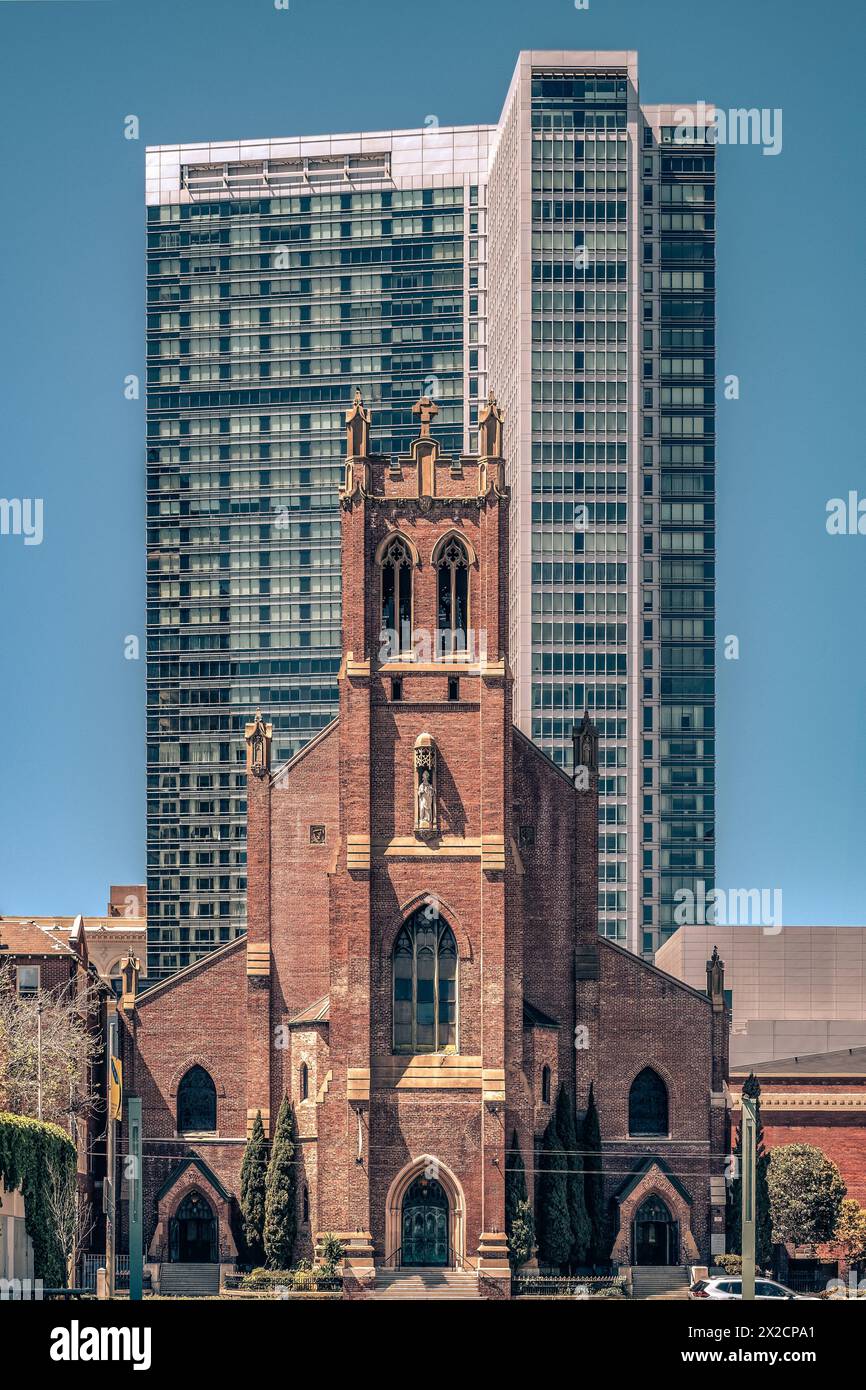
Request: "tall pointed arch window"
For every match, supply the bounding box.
[435,537,470,656]
[380,535,414,655]
[177,1065,217,1133]
[393,908,458,1054]
[628,1067,669,1136]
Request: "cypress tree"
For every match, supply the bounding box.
[239,1110,267,1265]
[582,1082,606,1264]
[555,1083,591,1269]
[263,1095,297,1270]
[726,1074,773,1267]
[537,1115,572,1269]
[505,1129,535,1269]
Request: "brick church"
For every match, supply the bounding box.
[120,391,728,1294]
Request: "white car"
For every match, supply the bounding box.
[689,1276,818,1300]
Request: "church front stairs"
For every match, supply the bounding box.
[158,1263,221,1297]
[363,1267,485,1300]
[631,1265,691,1299]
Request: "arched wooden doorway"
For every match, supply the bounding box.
[632,1195,678,1266]
[401,1177,449,1267]
[384,1156,466,1269]
[170,1191,217,1263]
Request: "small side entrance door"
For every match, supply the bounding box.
[170,1191,217,1263]
[633,1195,677,1266]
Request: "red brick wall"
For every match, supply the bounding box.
[268,729,339,1029]
[123,941,248,1254]
[761,1109,866,1206]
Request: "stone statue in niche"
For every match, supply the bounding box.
[414,733,438,837]
[417,769,435,829]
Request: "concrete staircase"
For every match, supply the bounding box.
[631,1265,690,1300]
[158,1263,221,1297]
[368,1266,484,1300]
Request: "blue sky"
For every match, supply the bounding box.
[0,0,863,921]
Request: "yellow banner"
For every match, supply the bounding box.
[109,1055,123,1122]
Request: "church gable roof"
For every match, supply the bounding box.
[613,1155,693,1208]
[155,1155,231,1205]
[270,717,339,788]
[599,936,714,1008]
[136,935,246,1003]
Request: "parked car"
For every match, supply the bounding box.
[689,1276,818,1300]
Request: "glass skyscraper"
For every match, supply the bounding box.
[145,51,714,977]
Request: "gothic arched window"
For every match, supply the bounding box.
[542,1065,552,1105]
[177,1065,217,1133]
[300,1062,309,1101]
[435,537,470,656]
[380,535,413,656]
[393,908,458,1054]
[628,1067,669,1136]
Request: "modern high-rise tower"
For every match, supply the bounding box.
[146,50,715,978]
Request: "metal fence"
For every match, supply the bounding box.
[513,1273,626,1298]
[785,1268,835,1294]
[79,1256,129,1292]
[231,1269,342,1294]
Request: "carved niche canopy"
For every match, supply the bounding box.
[245,710,272,780]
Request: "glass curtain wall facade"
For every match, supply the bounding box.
[528,69,633,946]
[641,110,716,948]
[146,133,489,978]
[488,54,643,951]
[488,54,715,956]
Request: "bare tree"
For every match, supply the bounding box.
[44,1152,97,1287]
[0,964,103,1128]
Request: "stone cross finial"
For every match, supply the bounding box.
[412,394,439,438]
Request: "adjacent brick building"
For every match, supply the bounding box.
[731,1047,866,1285]
[120,393,728,1292]
[0,916,111,1234]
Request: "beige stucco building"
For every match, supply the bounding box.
[656,924,866,1066]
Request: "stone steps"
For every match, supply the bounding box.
[368,1267,484,1300]
[631,1265,690,1300]
[158,1263,221,1297]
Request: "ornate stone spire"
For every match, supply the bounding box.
[706,946,725,1008]
[572,710,598,780]
[345,388,371,459]
[478,390,504,459]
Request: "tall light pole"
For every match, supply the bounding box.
[741,1095,757,1301]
